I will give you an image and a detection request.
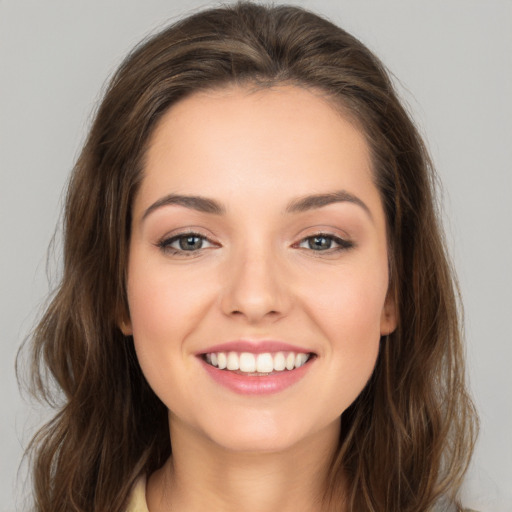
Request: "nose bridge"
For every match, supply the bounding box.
[221,237,289,322]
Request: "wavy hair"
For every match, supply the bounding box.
[21,2,478,511]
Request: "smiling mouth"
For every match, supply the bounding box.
[201,351,314,375]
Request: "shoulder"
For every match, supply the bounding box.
[126,476,149,512]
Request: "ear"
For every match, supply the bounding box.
[380,291,397,335]
[117,306,133,336]
[119,318,133,336]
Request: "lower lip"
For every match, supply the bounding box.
[200,357,314,395]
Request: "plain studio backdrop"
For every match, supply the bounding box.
[1,1,510,510]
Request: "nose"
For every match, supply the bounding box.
[220,246,291,324]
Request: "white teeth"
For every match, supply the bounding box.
[295,353,308,368]
[227,352,239,370]
[273,352,286,371]
[239,352,256,372]
[217,352,227,370]
[204,351,311,373]
[256,353,274,373]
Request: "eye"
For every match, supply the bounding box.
[157,232,216,255]
[296,234,353,252]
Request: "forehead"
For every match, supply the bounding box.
[147,84,368,161]
[136,85,377,216]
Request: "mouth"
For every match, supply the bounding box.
[197,341,316,394]
[201,350,315,375]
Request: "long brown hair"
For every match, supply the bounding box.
[21,2,478,511]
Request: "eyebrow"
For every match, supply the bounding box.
[142,194,225,220]
[142,189,372,221]
[285,190,373,220]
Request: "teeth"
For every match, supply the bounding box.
[239,352,256,372]
[256,353,273,373]
[227,352,239,370]
[295,353,308,368]
[217,352,227,370]
[274,352,286,371]
[204,351,311,373]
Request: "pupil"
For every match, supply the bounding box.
[310,236,331,250]
[180,235,202,250]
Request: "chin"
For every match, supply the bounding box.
[210,429,306,455]
[195,408,337,455]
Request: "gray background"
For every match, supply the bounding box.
[1,0,511,510]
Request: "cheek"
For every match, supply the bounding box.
[300,262,387,405]
[127,256,214,340]
[306,260,389,342]
[125,257,214,406]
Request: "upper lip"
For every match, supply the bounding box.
[196,340,314,355]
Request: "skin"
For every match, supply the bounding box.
[123,85,396,512]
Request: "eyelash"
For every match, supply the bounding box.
[294,233,354,253]
[156,232,216,256]
[156,231,354,256]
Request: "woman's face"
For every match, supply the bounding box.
[124,85,396,453]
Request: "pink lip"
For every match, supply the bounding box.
[200,358,314,395]
[196,340,312,355]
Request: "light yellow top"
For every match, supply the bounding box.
[126,476,149,512]
[125,476,480,512]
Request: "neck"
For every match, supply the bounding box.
[147,416,344,512]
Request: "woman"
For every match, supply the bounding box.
[24,2,478,511]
